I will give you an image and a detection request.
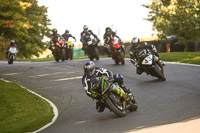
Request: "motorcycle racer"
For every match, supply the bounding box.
[80,25,100,53]
[130,37,165,75]
[82,61,131,112]
[50,28,61,55]
[62,29,76,42]
[6,40,18,58]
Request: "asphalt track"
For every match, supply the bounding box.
[0,58,200,133]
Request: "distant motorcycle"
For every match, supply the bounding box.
[53,37,66,62]
[109,38,125,65]
[7,46,18,64]
[137,49,166,81]
[86,35,99,61]
[65,41,74,60]
[90,76,138,117]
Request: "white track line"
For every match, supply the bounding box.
[165,62,200,67]
[0,78,59,133]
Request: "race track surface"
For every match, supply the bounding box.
[0,58,200,133]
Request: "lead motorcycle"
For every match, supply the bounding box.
[109,38,125,65]
[90,76,138,117]
[137,49,166,81]
[7,46,18,64]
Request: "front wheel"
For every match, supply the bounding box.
[61,48,65,62]
[119,52,125,65]
[8,55,13,64]
[105,94,126,117]
[152,65,166,81]
[94,47,99,60]
[69,49,73,60]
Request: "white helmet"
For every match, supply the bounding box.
[83,25,88,30]
[131,37,139,44]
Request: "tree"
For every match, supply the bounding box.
[0,0,51,58]
[143,0,200,50]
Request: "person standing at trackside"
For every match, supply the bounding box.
[82,61,132,112]
[80,25,100,53]
[129,37,165,75]
[6,40,18,58]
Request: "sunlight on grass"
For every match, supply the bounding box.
[0,80,54,133]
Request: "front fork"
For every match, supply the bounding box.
[154,55,164,73]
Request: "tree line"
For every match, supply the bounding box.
[143,0,200,51]
[0,0,51,59]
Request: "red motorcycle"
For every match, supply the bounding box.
[53,37,66,62]
[109,39,125,65]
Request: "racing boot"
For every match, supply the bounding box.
[136,66,143,75]
[96,100,105,113]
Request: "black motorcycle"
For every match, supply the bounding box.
[90,76,138,117]
[85,34,99,61]
[137,49,166,81]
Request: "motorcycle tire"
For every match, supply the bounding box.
[65,49,69,60]
[120,52,125,65]
[94,47,99,60]
[89,56,94,61]
[54,49,59,62]
[105,94,126,117]
[8,56,13,64]
[61,49,65,62]
[115,60,119,65]
[152,65,166,81]
[69,49,73,60]
[129,99,138,112]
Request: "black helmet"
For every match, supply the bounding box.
[84,61,96,76]
[105,27,111,32]
[53,28,57,34]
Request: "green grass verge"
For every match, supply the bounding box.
[159,52,200,64]
[126,52,200,65]
[1,52,200,64]
[0,80,54,133]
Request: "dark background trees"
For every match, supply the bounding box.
[143,0,200,51]
[0,0,51,59]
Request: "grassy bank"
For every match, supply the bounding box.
[159,52,200,65]
[126,52,200,65]
[1,52,200,65]
[0,80,54,133]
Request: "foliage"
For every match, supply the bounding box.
[143,0,200,50]
[0,80,54,133]
[0,0,51,58]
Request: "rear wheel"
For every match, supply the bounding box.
[119,52,125,65]
[105,94,126,117]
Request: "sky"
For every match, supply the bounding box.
[38,0,154,43]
